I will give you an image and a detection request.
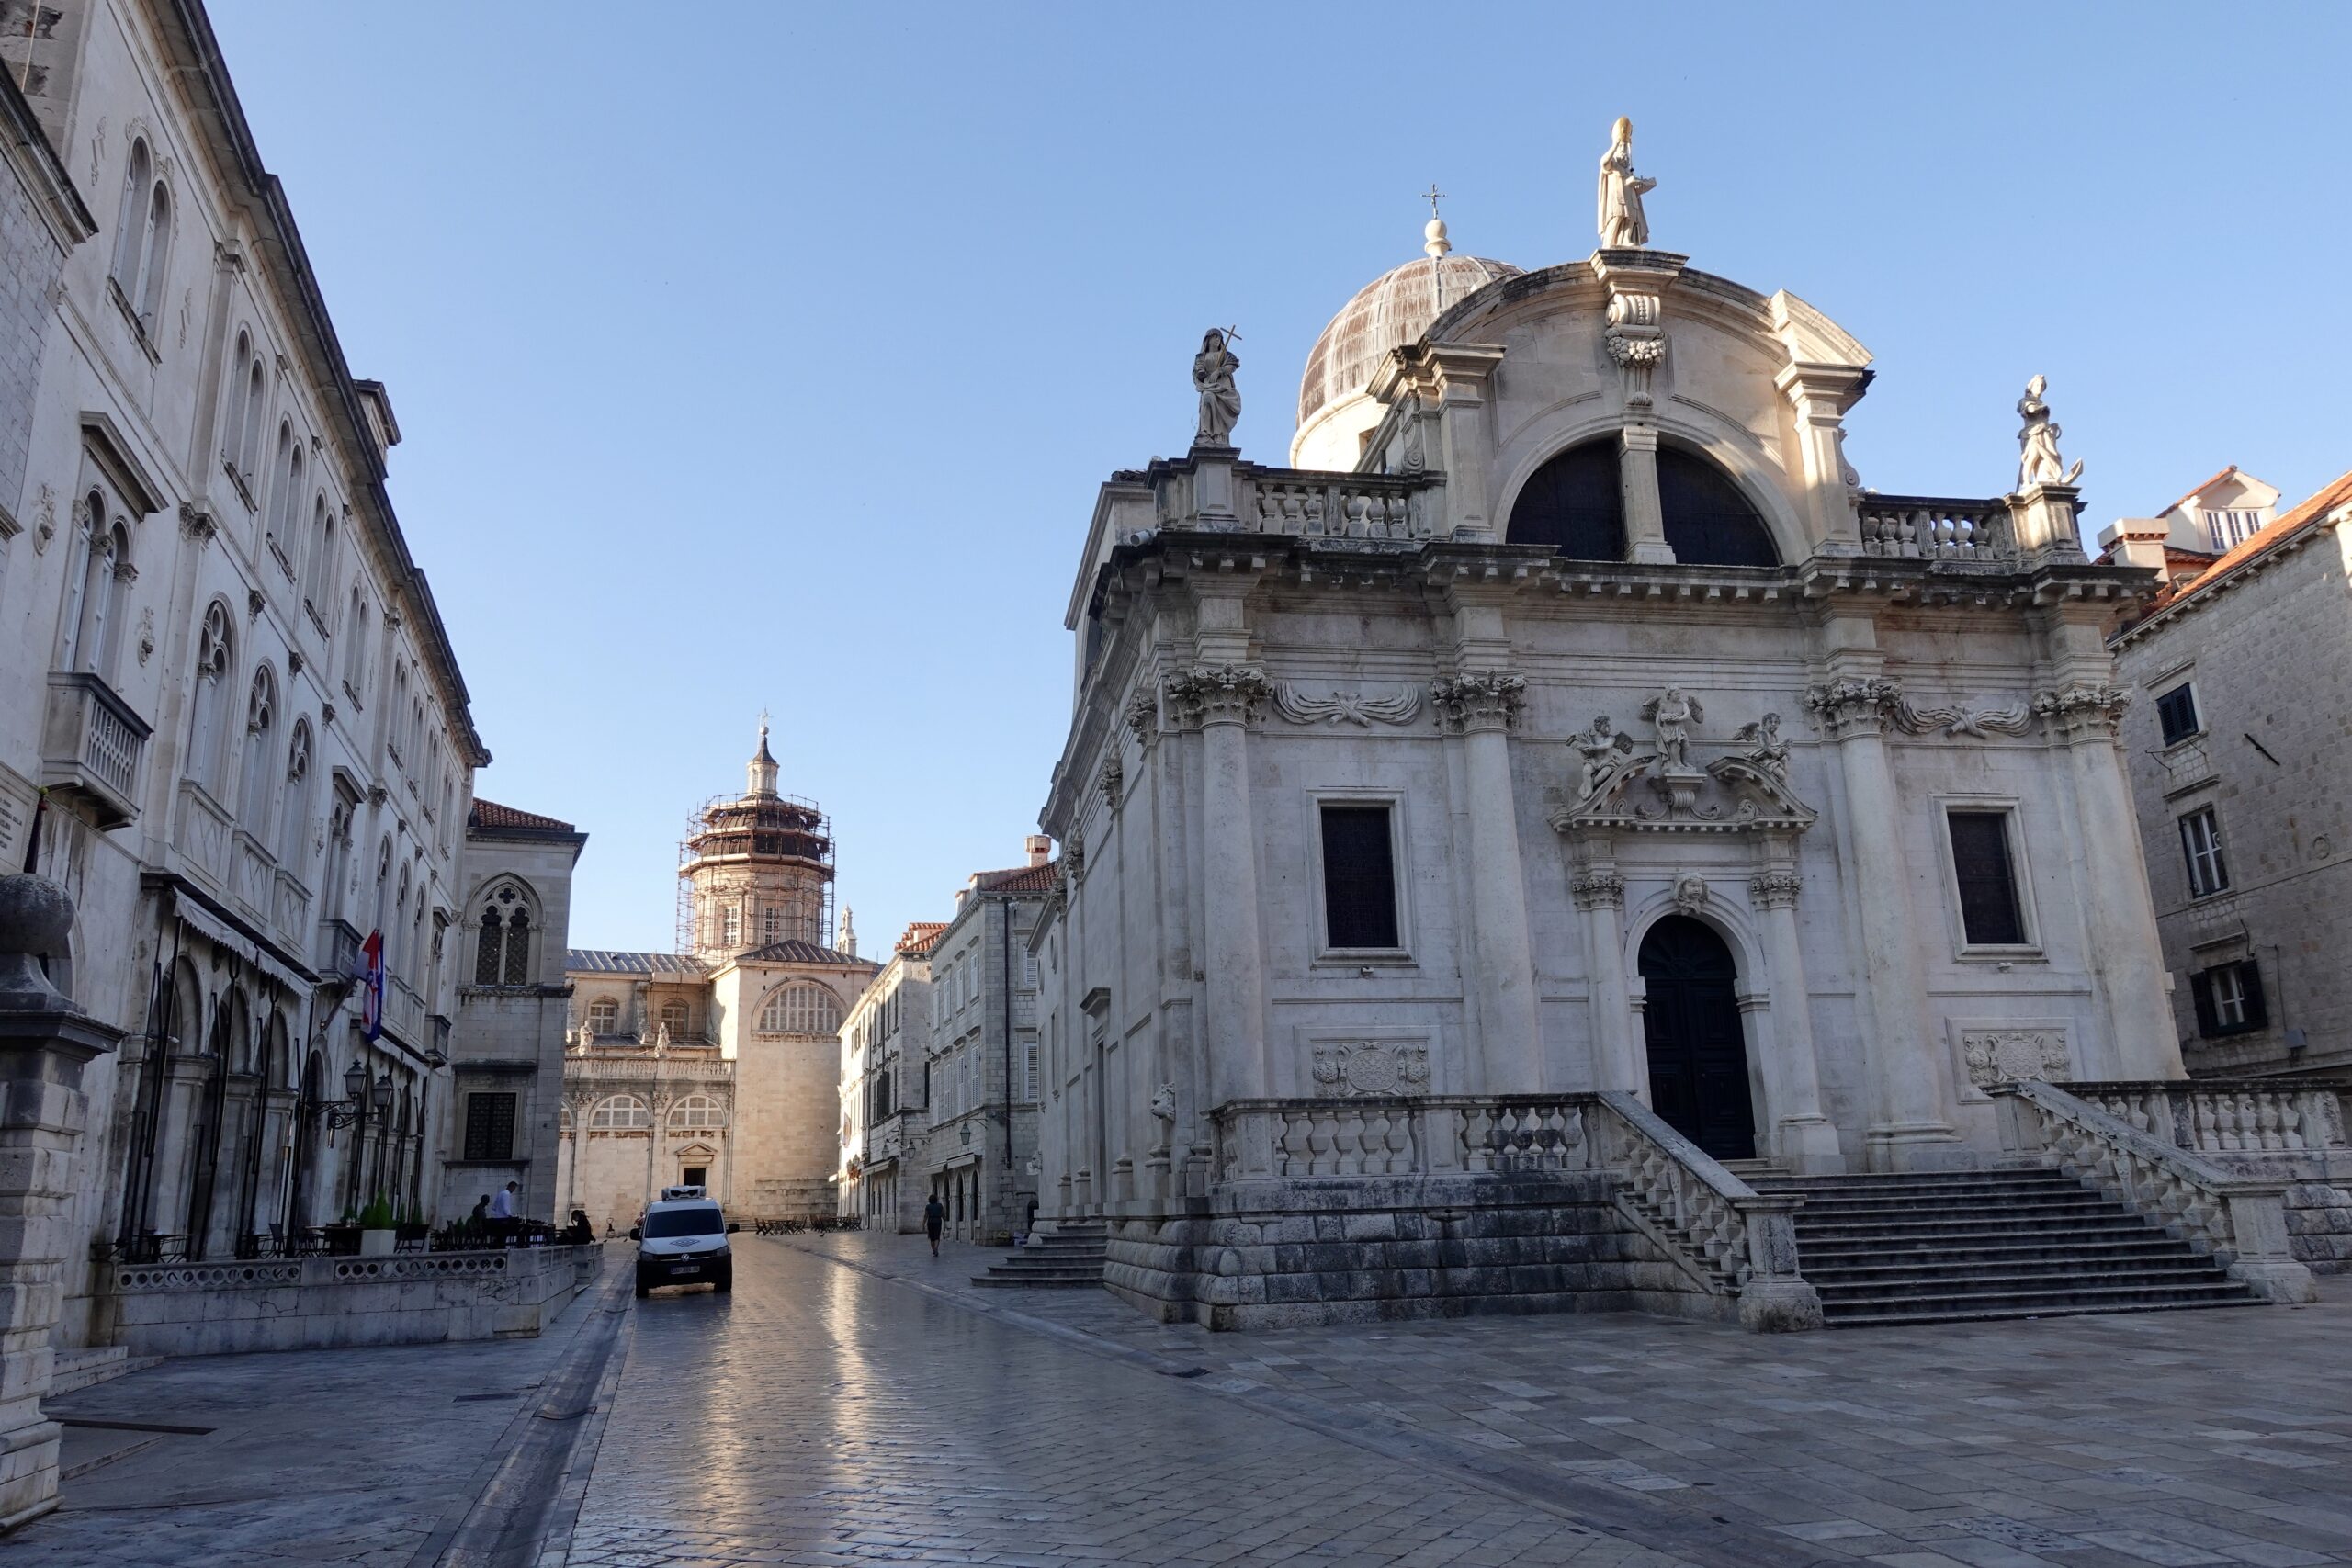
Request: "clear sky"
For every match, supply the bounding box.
[205,1,2351,958]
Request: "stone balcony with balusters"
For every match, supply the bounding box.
[40,670,152,829]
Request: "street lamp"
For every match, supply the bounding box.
[322,1059,369,1130]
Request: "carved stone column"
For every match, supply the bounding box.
[2036,681,2183,1079]
[1804,674,1960,1168]
[1770,355,1871,557]
[1594,248,1686,565]
[1572,865,1644,1097]
[1168,662,1272,1105]
[0,876,124,1530]
[560,1089,594,1220]
[1747,866,1842,1172]
[1430,671,1542,1089]
[1618,426,1674,565]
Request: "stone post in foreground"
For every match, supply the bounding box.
[0,874,122,1531]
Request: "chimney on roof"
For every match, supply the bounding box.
[1025,834,1051,868]
[2098,518,2175,581]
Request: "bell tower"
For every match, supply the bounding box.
[680,720,835,961]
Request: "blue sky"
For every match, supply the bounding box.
[206,1,2351,956]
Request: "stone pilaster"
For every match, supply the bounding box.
[1804,674,1961,1167]
[1432,671,1543,1089]
[2035,679,2183,1079]
[1746,866,1842,1172]
[1571,866,1644,1098]
[0,875,124,1531]
[1167,662,1272,1105]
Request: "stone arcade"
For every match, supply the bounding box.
[1029,130,2318,1330]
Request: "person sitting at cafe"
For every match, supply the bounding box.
[561,1207,593,1246]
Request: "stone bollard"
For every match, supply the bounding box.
[0,874,122,1531]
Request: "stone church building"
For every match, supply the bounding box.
[1025,130,2320,1331]
[556,728,872,1231]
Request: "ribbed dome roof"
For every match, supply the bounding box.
[1296,253,1522,430]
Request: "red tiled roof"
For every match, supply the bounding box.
[469,798,576,834]
[2154,464,2244,521]
[2139,468,2352,617]
[896,921,949,957]
[975,863,1059,895]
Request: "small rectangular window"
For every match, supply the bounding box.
[1023,1042,1038,1103]
[462,1091,516,1161]
[2154,684,2200,747]
[2190,960,2268,1037]
[2179,807,2229,897]
[1946,810,2026,946]
[1320,805,1399,949]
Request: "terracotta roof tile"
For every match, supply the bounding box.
[896,921,950,957]
[975,863,1059,895]
[470,798,576,834]
[2138,468,2352,617]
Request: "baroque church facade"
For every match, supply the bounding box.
[556,728,873,1232]
[1028,128,2227,1329]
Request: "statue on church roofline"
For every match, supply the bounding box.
[2016,374,2085,490]
[1597,116,1657,249]
[1193,327,1241,447]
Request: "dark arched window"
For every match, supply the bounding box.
[1657,446,1778,567]
[503,908,531,986]
[475,908,503,983]
[1505,440,1623,559]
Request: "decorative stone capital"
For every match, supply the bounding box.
[2033,682,2131,744]
[1803,676,1902,740]
[1570,871,1625,911]
[1430,670,1527,734]
[1096,753,1124,808]
[1124,684,1160,745]
[177,501,216,542]
[1165,663,1272,729]
[1747,871,1803,910]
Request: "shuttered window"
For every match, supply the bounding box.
[462,1092,516,1161]
[1320,805,1399,949]
[1947,810,2026,946]
[2155,684,2200,746]
[2179,807,2229,897]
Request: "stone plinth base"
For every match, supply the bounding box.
[1101,1173,1735,1331]
[96,1246,604,1358]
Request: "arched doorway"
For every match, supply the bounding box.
[1637,916,1756,1160]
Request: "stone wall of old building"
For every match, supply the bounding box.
[2114,504,2352,1075]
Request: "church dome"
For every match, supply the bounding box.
[1293,249,1521,468]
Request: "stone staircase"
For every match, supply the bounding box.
[1744,1167,2263,1327]
[970,1219,1108,1289]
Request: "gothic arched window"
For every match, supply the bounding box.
[757,982,842,1037]
[237,665,278,840]
[279,720,312,873]
[503,906,530,986]
[189,601,233,794]
[111,140,172,334]
[239,349,266,482]
[473,883,536,986]
[474,907,503,984]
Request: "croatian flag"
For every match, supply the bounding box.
[361,930,385,1042]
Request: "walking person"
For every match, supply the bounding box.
[924,1191,944,1258]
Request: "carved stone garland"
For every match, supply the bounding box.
[1310,1041,1430,1099]
[1272,685,1424,727]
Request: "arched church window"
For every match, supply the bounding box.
[670,1093,725,1130]
[475,907,503,984]
[188,601,233,792]
[237,665,279,840]
[588,1095,650,1131]
[757,982,842,1037]
[1657,446,1778,567]
[586,998,618,1035]
[1505,440,1624,559]
[503,907,531,985]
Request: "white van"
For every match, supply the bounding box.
[630,1184,737,1297]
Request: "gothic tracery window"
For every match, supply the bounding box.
[474,884,534,985]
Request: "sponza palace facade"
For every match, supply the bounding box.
[1020,134,2285,1330]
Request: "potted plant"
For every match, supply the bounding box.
[358,1193,398,1257]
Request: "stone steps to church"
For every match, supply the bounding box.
[1799,1235,2194,1267]
[1822,1280,2260,1325]
[1748,1169,2259,1326]
[1805,1256,2235,1292]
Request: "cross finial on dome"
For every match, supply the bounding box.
[1421,185,1451,262]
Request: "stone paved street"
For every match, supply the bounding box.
[560,1235,2352,1568]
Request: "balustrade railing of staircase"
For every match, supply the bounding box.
[1210,1091,1820,1330]
[1992,1079,2315,1302]
[2061,1078,2348,1156]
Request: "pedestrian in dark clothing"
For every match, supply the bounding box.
[924,1194,944,1257]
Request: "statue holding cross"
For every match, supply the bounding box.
[1193,326,1241,448]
